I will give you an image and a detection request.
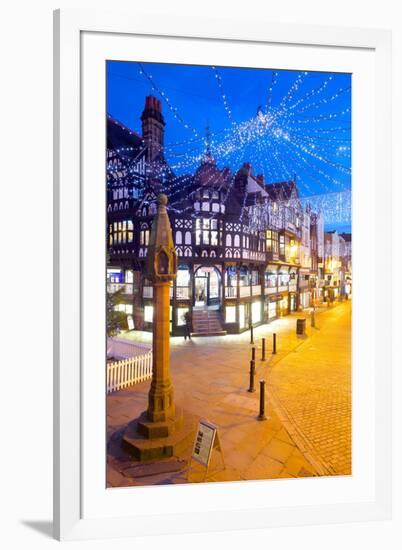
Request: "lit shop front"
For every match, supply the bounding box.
[107,267,135,331]
[277,266,290,316]
[289,293,297,312]
[278,294,289,316]
[265,295,280,321]
[299,289,311,309]
[225,299,262,332]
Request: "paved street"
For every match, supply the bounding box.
[107,300,351,486]
[268,301,351,475]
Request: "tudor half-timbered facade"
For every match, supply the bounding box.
[107,95,327,336]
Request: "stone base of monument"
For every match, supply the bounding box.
[122,408,197,462]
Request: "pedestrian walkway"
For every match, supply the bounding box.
[107,301,351,486]
[268,301,351,475]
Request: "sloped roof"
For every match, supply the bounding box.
[265,180,298,201]
[340,232,352,242]
[107,115,144,152]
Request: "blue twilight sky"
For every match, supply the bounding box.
[107,61,352,232]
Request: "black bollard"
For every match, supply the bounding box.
[248,360,256,393]
[250,323,254,344]
[251,346,256,361]
[272,332,277,355]
[261,337,266,361]
[258,380,267,421]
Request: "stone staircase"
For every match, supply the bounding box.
[191,308,227,337]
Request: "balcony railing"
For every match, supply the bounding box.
[225,286,237,298]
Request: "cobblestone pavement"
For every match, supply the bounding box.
[107,301,351,486]
[268,301,351,475]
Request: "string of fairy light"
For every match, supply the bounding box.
[107,64,352,226]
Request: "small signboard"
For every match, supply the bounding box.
[192,420,217,467]
[188,420,225,482]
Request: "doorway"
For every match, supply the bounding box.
[195,275,207,307]
[194,266,221,308]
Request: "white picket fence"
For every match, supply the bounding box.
[107,350,153,393]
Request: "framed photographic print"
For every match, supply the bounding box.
[54,8,392,541]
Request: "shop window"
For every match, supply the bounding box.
[279,234,285,256]
[266,230,279,253]
[177,265,190,287]
[251,270,259,285]
[225,306,236,323]
[268,301,277,319]
[278,270,290,287]
[225,266,237,287]
[239,304,245,329]
[239,266,250,286]
[251,301,261,323]
[144,305,153,323]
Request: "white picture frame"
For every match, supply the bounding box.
[53,8,392,541]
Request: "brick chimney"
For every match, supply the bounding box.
[141,95,166,162]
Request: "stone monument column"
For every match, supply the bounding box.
[148,280,175,422]
[122,194,195,460]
